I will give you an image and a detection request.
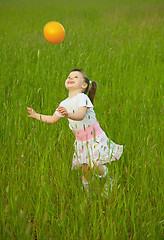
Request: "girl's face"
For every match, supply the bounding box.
[65,71,88,92]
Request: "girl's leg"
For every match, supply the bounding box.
[94,164,108,178]
[82,163,89,181]
[98,164,106,176]
[82,164,106,180]
[96,165,113,195]
[82,163,90,192]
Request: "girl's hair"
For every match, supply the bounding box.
[71,68,97,104]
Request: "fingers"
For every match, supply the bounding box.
[60,111,66,115]
[27,107,35,117]
[27,107,33,111]
[58,108,66,113]
[58,107,65,111]
[27,107,31,115]
[27,107,32,112]
[58,107,67,115]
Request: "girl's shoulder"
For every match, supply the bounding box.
[59,93,93,108]
[77,93,93,108]
[58,97,69,107]
[68,93,90,102]
[76,93,90,100]
[60,97,68,104]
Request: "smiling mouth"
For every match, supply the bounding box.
[68,80,75,84]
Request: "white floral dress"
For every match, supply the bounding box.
[55,93,123,169]
[72,131,123,169]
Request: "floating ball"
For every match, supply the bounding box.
[43,21,65,44]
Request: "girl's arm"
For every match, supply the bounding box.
[57,106,87,121]
[27,107,61,124]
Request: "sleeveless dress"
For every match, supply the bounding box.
[55,93,123,169]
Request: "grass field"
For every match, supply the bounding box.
[0,0,163,239]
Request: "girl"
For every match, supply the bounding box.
[27,69,123,193]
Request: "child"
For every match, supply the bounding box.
[27,69,123,193]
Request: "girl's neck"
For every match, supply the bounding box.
[68,90,82,98]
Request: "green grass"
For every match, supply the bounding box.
[0,0,163,239]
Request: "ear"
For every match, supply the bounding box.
[81,82,88,89]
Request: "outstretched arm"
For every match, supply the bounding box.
[27,107,61,124]
[57,106,87,121]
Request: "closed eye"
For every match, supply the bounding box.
[68,76,78,79]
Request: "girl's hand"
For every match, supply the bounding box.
[58,107,68,118]
[27,107,37,119]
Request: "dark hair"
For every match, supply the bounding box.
[71,68,97,104]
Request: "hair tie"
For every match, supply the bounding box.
[89,81,92,84]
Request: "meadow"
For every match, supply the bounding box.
[0,0,163,239]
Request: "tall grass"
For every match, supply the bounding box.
[0,0,163,239]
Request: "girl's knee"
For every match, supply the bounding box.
[82,164,91,181]
[94,164,108,178]
[82,163,88,173]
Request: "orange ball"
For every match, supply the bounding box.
[43,21,65,44]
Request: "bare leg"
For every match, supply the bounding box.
[94,164,107,177]
[82,163,92,192]
[82,164,107,179]
[82,163,89,181]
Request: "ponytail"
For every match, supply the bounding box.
[88,81,97,104]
